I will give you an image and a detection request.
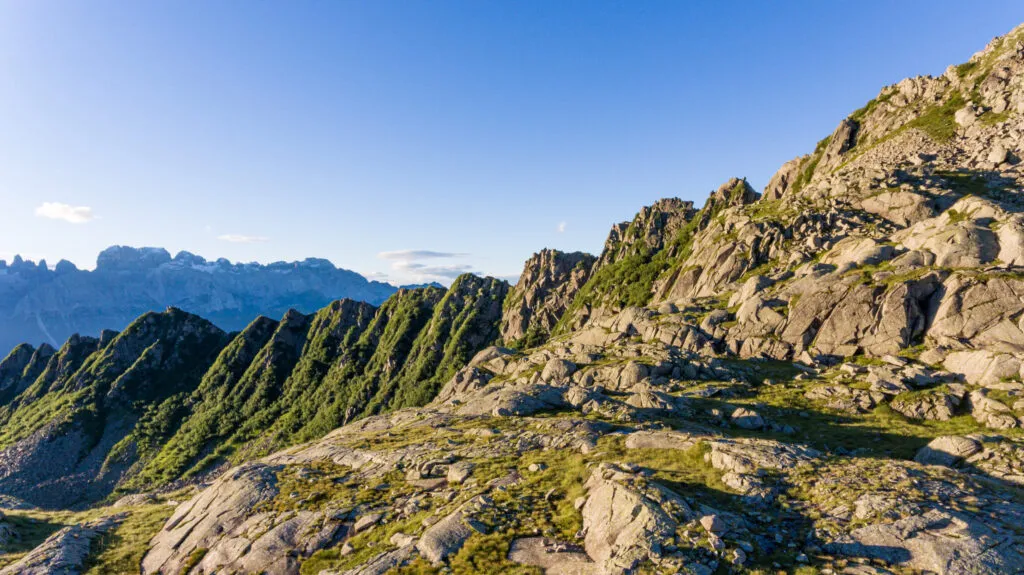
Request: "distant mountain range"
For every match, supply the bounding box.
[0,245,418,352]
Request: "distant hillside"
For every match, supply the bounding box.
[0,246,398,352]
[0,274,507,508]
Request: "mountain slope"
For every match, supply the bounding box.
[0,309,229,508]
[0,343,53,407]
[0,275,509,507]
[121,315,281,487]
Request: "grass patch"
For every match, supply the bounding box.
[0,503,173,572]
[934,170,993,198]
[790,139,828,195]
[83,504,175,574]
[981,110,1011,126]
[446,532,541,575]
[904,91,965,143]
[688,367,1015,460]
[180,548,207,574]
[262,462,414,516]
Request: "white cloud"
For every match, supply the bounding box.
[391,260,473,278]
[406,264,473,280]
[392,261,425,270]
[557,221,567,233]
[217,234,269,244]
[35,202,95,224]
[377,250,468,260]
[376,248,476,284]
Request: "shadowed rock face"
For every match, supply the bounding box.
[0,245,398,353]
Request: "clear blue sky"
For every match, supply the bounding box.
[2,1,1023,284]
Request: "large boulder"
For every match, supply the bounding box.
[806,384,885,414]
[944,350,1023,386]
[623,430,700,451]
[141,463,341,574]
[891,387,966,421]
[896,196,1024,268]
[434,366,494,405]
[541,358,577,384]
[454,383,568,417]
[914,436,983,467]
[818,117,860,171]
[581,464,682,573]
[704,177,761,213]
[828,507,1024,574]
[928,274,1024,354]
[968,390,1020,430]
[762,156,805,201]
[416,499,489,564]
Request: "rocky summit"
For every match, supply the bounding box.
[4,23,1024,575]
[0,246,399,354]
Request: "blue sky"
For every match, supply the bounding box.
[2,1,1023,284]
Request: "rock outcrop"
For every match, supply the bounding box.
[0,514,125,575]
[501,249,596,347]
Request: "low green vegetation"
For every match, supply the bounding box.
[83,505,175,575]
[847,89,896,127]
[834,90,970,174]
[180,548,208,575]
[955,61,978,79]
[891,384,954,404]
[509,324,548,351]
[981,110,1011,126]
[0,502,174,573]
[790,137,830,195]
[261,462,413,516]
[935,170,992,198]
[443,533,541,575]
[126,276,507,492]
[904,91,965,143]
[743,199,804,225]
[568,251,670,310]
[553,211,705,335]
